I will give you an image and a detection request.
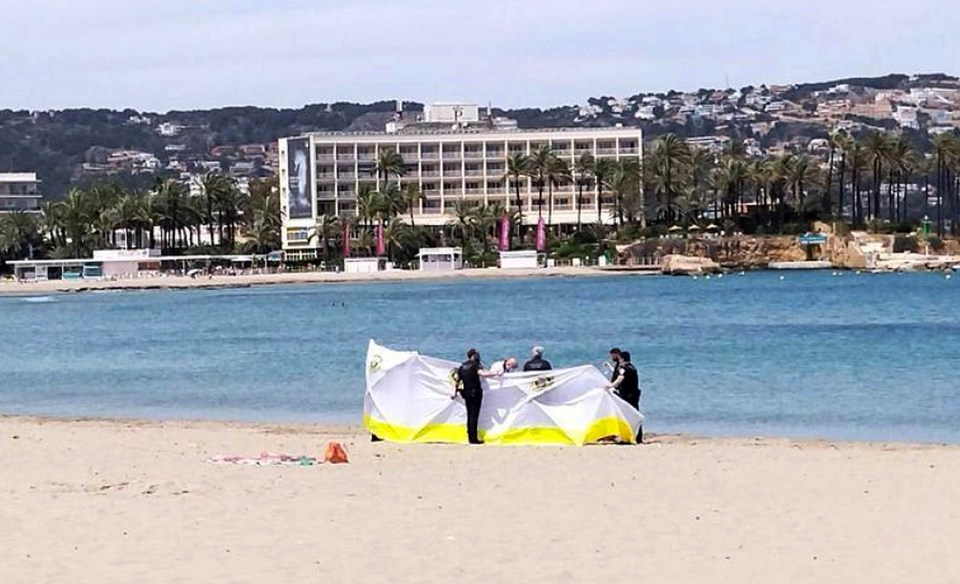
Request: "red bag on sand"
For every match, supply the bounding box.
[323,442,349,464]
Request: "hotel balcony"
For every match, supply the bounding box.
[421,170,441,178]
[420,151,440,160]
[464,169,484,177]
[316,154,335,162]
[596,148,619,156]
[463,150,484,160]
[317,191,336,201]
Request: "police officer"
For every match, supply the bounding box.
[609,350,643,444]
[522,346,553,372]
[453,348,501,445]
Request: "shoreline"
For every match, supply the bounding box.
[2,413,956,449]
[0,265,652,296]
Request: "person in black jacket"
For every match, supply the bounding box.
[453,348,501,444]
[522,346,553,372]
[609,350,643,444]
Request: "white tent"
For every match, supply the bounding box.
[363,341,643,446]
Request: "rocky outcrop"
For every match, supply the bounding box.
[660,254,721,275]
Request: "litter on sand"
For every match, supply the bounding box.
[206,442,349,466]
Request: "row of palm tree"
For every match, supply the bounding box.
[0,174,281,264]
[642,130,960,236]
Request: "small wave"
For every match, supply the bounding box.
[23,296,57,304]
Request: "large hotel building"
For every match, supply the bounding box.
[279,103,642,258]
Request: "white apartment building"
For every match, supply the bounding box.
[0,172,42,213]
[279,104,642,256]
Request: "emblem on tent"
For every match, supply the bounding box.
[531,376,555,393]
[368,355,383,372]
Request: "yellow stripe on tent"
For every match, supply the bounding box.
[364,416,636,446]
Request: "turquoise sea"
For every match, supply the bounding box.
[1,272,958,443]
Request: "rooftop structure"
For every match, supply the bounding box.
[0,172,42,213]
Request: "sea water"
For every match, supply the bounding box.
[1,271,958,443]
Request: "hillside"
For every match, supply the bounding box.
[1,73,958,198]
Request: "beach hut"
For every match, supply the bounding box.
[417,247,463,271]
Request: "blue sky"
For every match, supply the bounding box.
[1,0,957,111]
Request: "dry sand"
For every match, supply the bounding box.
[1,417,958,583]
[0,266,650,296]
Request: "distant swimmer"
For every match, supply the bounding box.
[522,346,552,372]
[453,349,502,445]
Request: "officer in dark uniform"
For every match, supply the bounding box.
[610,350,643,444]
[522,346,553,372]
[453,348,500,445]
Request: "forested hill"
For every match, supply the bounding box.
[1,73,957,198]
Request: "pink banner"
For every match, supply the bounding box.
[342,223,351,258]
[535,217,546,252]
[376,219,386,257]
[498,213,510,251]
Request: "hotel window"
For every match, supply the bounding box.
[487,181,503,191]
[423,198,441,210]
[286,228,310,242]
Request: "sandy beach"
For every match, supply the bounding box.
[0,266,651,296]
[1,417,957,583]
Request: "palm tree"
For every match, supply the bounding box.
[574,153,595,230]
[545,155,571,226]
[591,157,616,225]
[375,148,405,189]
[0,209,40,260]
[401,184,424,226]
[650,134,693,224]
[525,145,553,221]
[786,154,820,218]
[505,153,530,230]
[932,134,952,236]
[357,184,378,229]
[888,136,915,223]
[833,132,854,222]
[824,130,844,217]
[448,200,475,243]
[610,159,642,226]
[865,130,892,222]
[310,214,340,261]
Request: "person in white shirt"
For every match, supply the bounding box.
[488,357,518,375]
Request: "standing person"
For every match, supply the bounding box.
[522,346,553,371]
[609,350,643,444]
[453,349,501,445]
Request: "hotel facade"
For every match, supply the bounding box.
[0,172,42,213]
[278,104,642,257]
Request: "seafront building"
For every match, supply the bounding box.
[0,172,43,213]
[278,103,642,259]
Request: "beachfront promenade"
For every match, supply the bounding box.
[2,417,958,583]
